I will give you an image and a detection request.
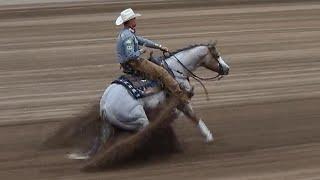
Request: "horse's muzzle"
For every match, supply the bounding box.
[218,57,230,75]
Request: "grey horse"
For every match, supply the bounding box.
[100,43,230,143]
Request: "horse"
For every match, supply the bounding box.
[100,42,230,144]
[60,42,230,168]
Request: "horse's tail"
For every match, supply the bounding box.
[42,102,101,149]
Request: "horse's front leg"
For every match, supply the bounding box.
[179,103,213,143]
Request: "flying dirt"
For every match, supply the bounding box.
[0,0,320,179]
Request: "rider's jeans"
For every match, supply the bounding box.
[128,58,189,103]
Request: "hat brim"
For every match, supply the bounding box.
[115,13,141,26]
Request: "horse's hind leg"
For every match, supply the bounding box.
[106,104,150,132]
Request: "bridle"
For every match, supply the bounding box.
[163,44,225,100]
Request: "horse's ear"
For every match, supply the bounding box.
[208,40,213,46]
[208,40,213,48]
[213,40,218,46]
[208,40,217,47]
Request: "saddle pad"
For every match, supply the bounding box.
[112,75,161,99]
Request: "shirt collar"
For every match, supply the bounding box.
[129,28,136,34]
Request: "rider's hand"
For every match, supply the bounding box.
[162,47,169,52]
[160,46,169,52]
[157,44,169,52]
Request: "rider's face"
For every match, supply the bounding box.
[128,18,137,30]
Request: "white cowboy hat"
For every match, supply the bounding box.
[115,8,141,26]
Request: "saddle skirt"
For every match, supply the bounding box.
[112,74,162,99]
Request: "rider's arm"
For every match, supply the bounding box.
[136,35,162,49]
[123,37,143,61]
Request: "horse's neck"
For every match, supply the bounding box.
[165,46,206,93]
[166,46,205,74]
[143,47,206,107]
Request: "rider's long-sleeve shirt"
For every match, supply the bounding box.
[116,28,160,64]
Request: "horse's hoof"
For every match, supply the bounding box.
[67,153,90,160]
[205,133,214,143]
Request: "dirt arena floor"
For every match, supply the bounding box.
[1,0,320,179]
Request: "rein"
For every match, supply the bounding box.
[171,53,222,81]
[164,51,223,100]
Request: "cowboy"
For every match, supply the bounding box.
[115,8,189,103]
